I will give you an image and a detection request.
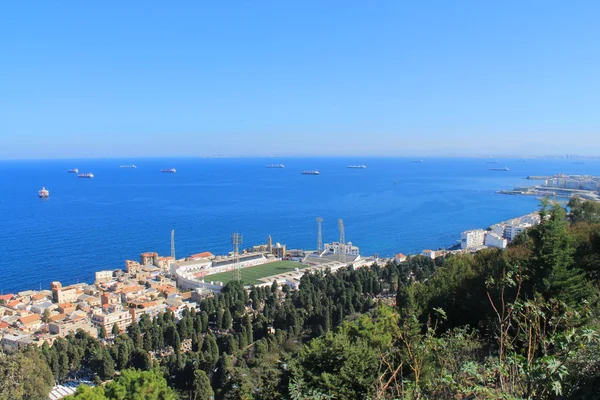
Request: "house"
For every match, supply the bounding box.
[18,314,42,331]
[394,253,407,263]
[421,250,438,259]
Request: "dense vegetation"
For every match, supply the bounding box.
[2,198,600,399]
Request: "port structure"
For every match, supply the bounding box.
[171,230,176,260]
[338,219,346,265]
[231,233,243,281]
[316,217,323,256]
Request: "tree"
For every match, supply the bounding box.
[112,323,120,336]
[42,308,52,324]
[222,309,232,331]
[99,325,107,340]
[104,369,176,400]
[0,349,54,400]
[191,369,214,400]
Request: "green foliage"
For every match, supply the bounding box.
[0,348,54,400]
[68,369,176,400]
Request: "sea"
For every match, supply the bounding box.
[1,156,599,294]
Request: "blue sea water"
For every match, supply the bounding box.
[1,157,599,294]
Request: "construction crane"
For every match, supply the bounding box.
[338,219,346,265]
[231,233,243,281]
[316,217,323,256]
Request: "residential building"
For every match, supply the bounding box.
[91,305,132,333]
[460,229,486,249]
[394,253,407,263]
[18,314,42,332]
[484,232,508,249]
[421,250,438,259]
[49,320,98,338]
[505,223,532,242]
[95,270,113,283]
[51,282,78,304]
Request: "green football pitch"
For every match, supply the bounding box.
[205,261,303,285]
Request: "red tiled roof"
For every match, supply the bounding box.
[19,314,41,324]
[395,253,406,258]
[0,294,15,302]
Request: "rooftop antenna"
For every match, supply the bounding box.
[171,230,176,260]
[338,219,346,265]
[232,233,243,281]
[316,217,323,256]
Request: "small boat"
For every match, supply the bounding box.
[68,168,78,173]
[489,167,509,172]
[266,164,285,168]
[486,161,499,164]
[161,168,176,173]
[302,170,320,175]
[412,160,423,163]
[78,172,94,178]
[347,165,366,169]
[38,187,49,198]
[394,180,398,185]
[120,165,137,168]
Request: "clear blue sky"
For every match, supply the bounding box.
[1,1,599,159]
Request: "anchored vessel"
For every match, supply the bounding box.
[489,167,509,171]
[68,168,78,173]
[302,170,320,175]
[120,165,137,168]
[38,187,49,198]
[347,165,366,169]
[161,168,176,173]
[412,160,424,163]
[266,164,285,168]
[78,172,94,178]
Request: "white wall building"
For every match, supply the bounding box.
[323,242,360,256]
[505,223,532,242]
[484,232,508,249]
[460,229,486,249]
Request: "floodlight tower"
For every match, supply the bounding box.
[338,219,346,265]
[170,230,176,260]
[316,217,323,256]
[231,233,243,281]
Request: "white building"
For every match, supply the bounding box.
[323,242,360,256]
[484,232,508,249]
[460,229,486,249]
[394,253,407,263]
[95,270,113,283]
[504,223,532,242]
[91,305,132,333]
[421,250,437,259]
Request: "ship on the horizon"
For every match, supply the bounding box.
[412,160,424,163]
[68,168,78,173]
[302,170,320,175]
[161,168,176,173]
[266,164,285,168]
[120,165,137,168]
[78,172,94,178]
[38,187,49,198]
[489,167,509,171]
[486,161,499,164]
[347,165,366,169]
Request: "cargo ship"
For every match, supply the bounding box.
[489,167,509,171]
[38,187,49,198]
[78,172,94,178]
[68,168,78,173]
[120,165,137,168]
[412,160,424,163]
[266,164,285,168]
[302,170,320,175]
[161,168,176,173]
[347,165,366,169]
